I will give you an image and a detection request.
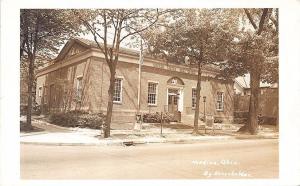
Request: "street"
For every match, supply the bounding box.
[21,139,278,179]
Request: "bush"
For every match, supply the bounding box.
[258,116,277,125]
[214,118,223,123]
[143,112,177,123]
[233,116,277,125]
[234,111,248,118]
[20,102,41,116]
[49,111,105,129]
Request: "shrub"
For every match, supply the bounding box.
[20,102,41,116]
[49,111,105,129]
[234,111,248,118]
[214,118,223,123]
[258,116,277,125]
[143,112,177,123]
[233,116,277,125]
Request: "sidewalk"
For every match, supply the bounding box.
[20,118,279,146]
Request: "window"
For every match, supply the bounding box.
[173,96,178,105]
[192,88,197,108]
[148,82,158,105]
[76,77,83,101]
[38,87,42,97]
[49,84,55,107]
[113,78,122,103]
[43,86,48,104]
[216,92,224,111]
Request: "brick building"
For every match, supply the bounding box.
[35,38,234,123]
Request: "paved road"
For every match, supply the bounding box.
[21,139,278,179]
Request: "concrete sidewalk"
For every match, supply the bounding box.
[20,124,278,146]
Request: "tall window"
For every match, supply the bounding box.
[38,87,42,97]
[113,78,122,103]
[148,82,158,105]
[216,92,224,111]
[76,77,83,101]
[43,86,48,104]
[192,88,197,108]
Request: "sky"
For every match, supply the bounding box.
[235,74,272,88]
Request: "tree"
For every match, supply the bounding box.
[74,9,167,138]
[143,9,239,134]
[20,9,81,129]
[221,8,278,134]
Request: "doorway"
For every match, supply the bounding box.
[167,88,181,122]
[168,88,179,113]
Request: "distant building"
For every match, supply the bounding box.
[233,81,278,122]
[234,79,246,95]
[243,86,278,96]
[35,38,235,123]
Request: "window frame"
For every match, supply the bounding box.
[113,78,123,104]
[216,91,224,111]
[147,81,158,106]
[38,86,42,97]
[43,86,48,104]
[76,76,83,101]
[192,88,197,109]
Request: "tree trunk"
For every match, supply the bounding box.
[275,83,279,132]
[275,103,279,132]
[247,68,260,134]
[104,71,116,138]
[193,65,202,134]
[26,56,34,129]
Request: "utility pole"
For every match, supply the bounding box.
[134,39,144,132]
[137,39,143,113]
[203,96,206,121]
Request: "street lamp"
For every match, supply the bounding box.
[203,96,206,122]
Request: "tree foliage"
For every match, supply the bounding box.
[20,9,81,61]
[145,9,240,65]
[143,9,240,133]
[220,8,279,134]
[220,9,279,82]
[20,9,81,128]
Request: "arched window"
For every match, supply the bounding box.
[167,77,184,86]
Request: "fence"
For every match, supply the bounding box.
[234,88,278,124]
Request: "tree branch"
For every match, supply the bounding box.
[270,15,278,32]
[32,11,40,57]
[257,8,270,35]
[103,10,112,66]
[244,9,258,30]
[120,9,159,43]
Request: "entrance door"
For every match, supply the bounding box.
[167,88,181,122]
[168,88,179,112]
[168,94,178,113]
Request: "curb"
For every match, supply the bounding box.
[20,136,234,146]
[20,135,278,147]
[235,135,279,140]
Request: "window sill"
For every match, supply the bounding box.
[148,104,157,107]
[113,101,122,105]
[216,109,224,112]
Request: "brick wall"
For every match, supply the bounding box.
[35,46,235,123]
[234,88,278,117]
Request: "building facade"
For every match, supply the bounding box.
[234,87,278,118]
[35,39,234,124]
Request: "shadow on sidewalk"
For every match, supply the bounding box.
[20,121,45,133]
[149,123,194,129]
